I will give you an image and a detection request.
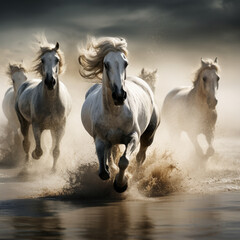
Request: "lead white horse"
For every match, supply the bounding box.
[162,58,220,158]
[79,37,160,193]
[15,37,72,171]
[2,63,27,143]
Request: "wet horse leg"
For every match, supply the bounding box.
[50,125,65,172]
[114,132,139,193]
[32,123,43,160]
[95,137,111,180]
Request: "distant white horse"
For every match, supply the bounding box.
[162,58,220,158]
[139,68,157,92]
[79,37,160,192]
[2,63,27,143]
[15,37,72,171]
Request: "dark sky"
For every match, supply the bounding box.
[1,0,240,45]
[0,0,240,74]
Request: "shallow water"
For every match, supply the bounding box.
[1,193,240,240]
[0,136,240,239]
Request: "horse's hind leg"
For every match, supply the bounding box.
[136,108,160,166]
[50,125,65,172]
[17,114,30,164]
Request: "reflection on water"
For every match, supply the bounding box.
[1,193,240,239]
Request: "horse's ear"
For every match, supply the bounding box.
[9,63,13,70]
[55,42,59,50]
[214,57,218,63]
[141,68,144,74]
[153,69,158,74]
[201,58,207,66]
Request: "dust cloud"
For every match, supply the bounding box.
[0,39,240,200]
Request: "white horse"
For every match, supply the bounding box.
[79,37,160,193]
[138,68,157,92]
[15,37,72,171]
[2,63,27,143]
[161,58,220,158]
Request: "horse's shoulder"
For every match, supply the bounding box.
[4,87,14,97]
[85,83,101,99]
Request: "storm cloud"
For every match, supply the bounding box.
[0,0,240,46]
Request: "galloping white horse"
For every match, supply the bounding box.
[162,58,220,158]
[2,63,27,143]
[15,37,72,171]
[79,37,160,192]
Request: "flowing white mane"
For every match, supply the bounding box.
[78,36,128,80]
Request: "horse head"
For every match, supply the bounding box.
[8,63,27,92]
[103,51,128,105]
[199,58,220,109]
[41,42,60,91]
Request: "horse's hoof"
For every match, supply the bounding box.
[113,178,128,193]
[99,170,110,180]
[32,149,42,160]
[206,147,215,157]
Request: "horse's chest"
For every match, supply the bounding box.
[95,115,133,143]
[35,103,65,127]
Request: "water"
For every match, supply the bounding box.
[1,193,240,239]
[1,136,240,239]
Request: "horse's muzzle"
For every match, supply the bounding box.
[207,97,218,109]
[112,89,127,105]
[44,77,56,91]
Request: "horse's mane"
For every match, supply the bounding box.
[193,58,220,87]
[78,36,128,80]
[32,34,65,76]
[6,63,27,85]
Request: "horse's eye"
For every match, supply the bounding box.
[41,59,44,64]
[217,76,220,81]
[124,61,128,68]
[55,58,59,64]
[203,76,207,82]
[104,62,109,70]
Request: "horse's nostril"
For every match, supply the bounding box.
[112,92,117,100]
[123,91,127,99]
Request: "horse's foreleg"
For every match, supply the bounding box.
[114,132,139,193]
[95,138,110,180]
[51,126,65,172]
[32,124,43,160]
[205,131,215,157]
[188,133,204,158]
